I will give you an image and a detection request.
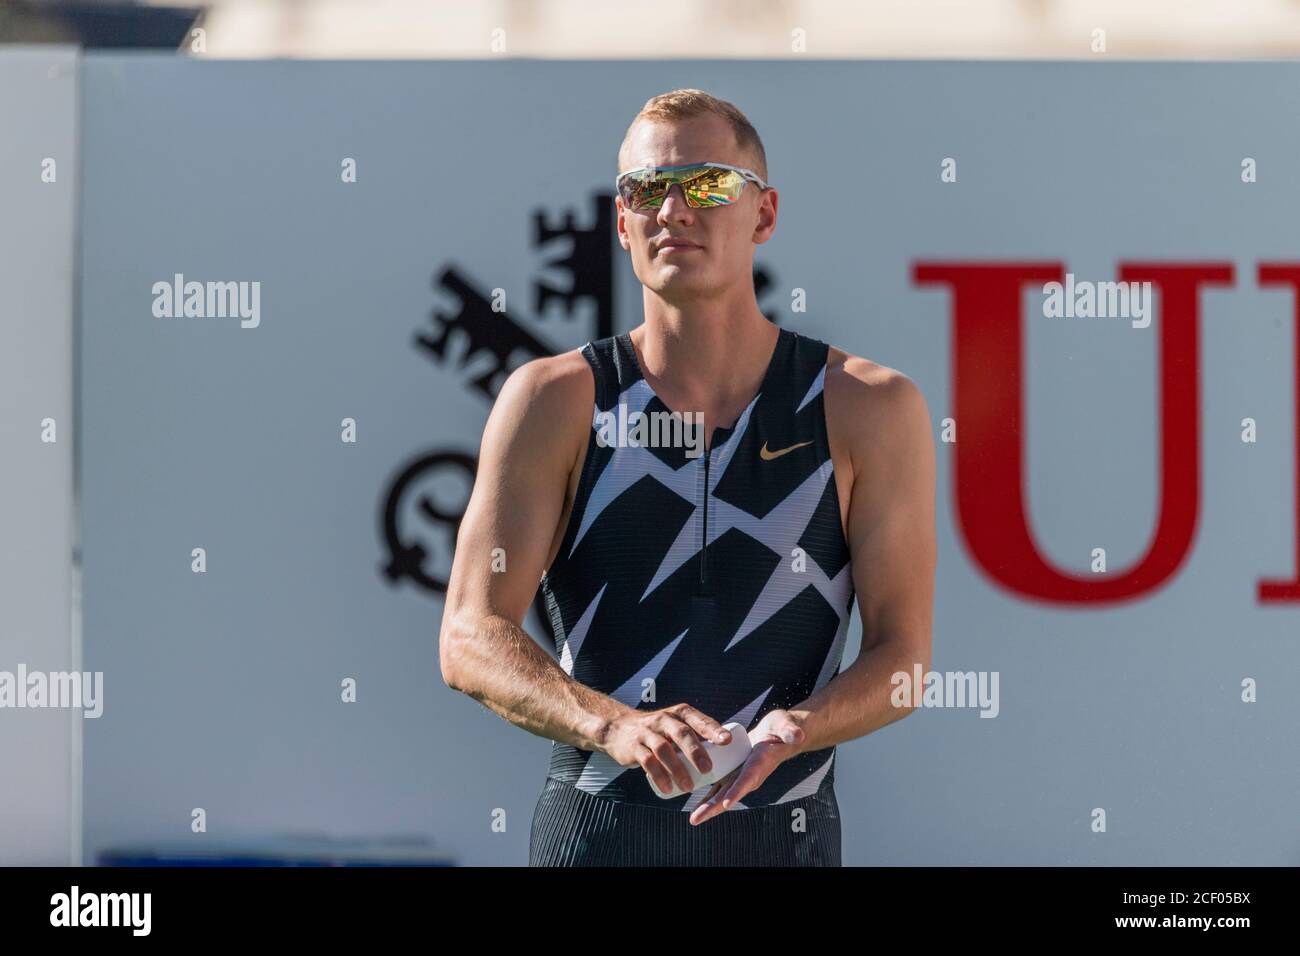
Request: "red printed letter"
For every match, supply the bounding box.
[914,261,1233,604]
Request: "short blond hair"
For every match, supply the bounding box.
[618,89,768,181]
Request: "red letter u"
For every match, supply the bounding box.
[915,261,1233,604]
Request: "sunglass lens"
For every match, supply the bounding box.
[619,171,666,210]
[682,167,746,207]
[619,166,749,210]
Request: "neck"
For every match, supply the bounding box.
[630,283,779,426]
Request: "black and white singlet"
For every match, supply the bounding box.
[530,325,855,865]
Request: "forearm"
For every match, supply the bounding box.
[785,637,929,754]
[442,613,632,754]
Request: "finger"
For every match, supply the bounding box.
[769,714,805,747]
[658,714,713,775]
[636,743,675,797]
[689,771,738,826]
[689,800,722,826]
[673,704,732,745]
[691,780,724,822]
[715,747,778,809]
[646,731,697,795]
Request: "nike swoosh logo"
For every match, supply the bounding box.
[759,440,813,461]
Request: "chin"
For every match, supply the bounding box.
[651,266,712,294]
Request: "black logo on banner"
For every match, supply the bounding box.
[379,192,777,627]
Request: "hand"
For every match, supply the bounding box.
[688,709,805,826]
[601,703,733,798]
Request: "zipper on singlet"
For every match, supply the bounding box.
[699,441,713,593]
[701,446,709,585]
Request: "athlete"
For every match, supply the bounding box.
[439,89,935,866]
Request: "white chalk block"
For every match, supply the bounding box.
[649,721,752,799]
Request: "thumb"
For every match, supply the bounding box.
[766,712,804,746]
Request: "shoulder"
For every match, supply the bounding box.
[823,345,932,469]
[482,348,595,459]
[496,347,593,412]
[825,345,928,423]
[499,348,595,400]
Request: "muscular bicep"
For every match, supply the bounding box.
[844,373,936,658]
[444,355,591,629]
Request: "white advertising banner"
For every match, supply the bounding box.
[75,59,1299,865]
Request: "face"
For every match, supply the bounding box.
[616,114,777,305]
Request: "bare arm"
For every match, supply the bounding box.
[785,357,936,753]
[438,352,731,794]
[438,352,622,751]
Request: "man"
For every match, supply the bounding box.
[439,89,935,866]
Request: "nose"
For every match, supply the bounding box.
[656,182,695,224]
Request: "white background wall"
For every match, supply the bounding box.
[41,56,1300,866]
[0,48,80,866]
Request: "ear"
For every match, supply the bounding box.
[614,195,631,252]
[752,186,778,246]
